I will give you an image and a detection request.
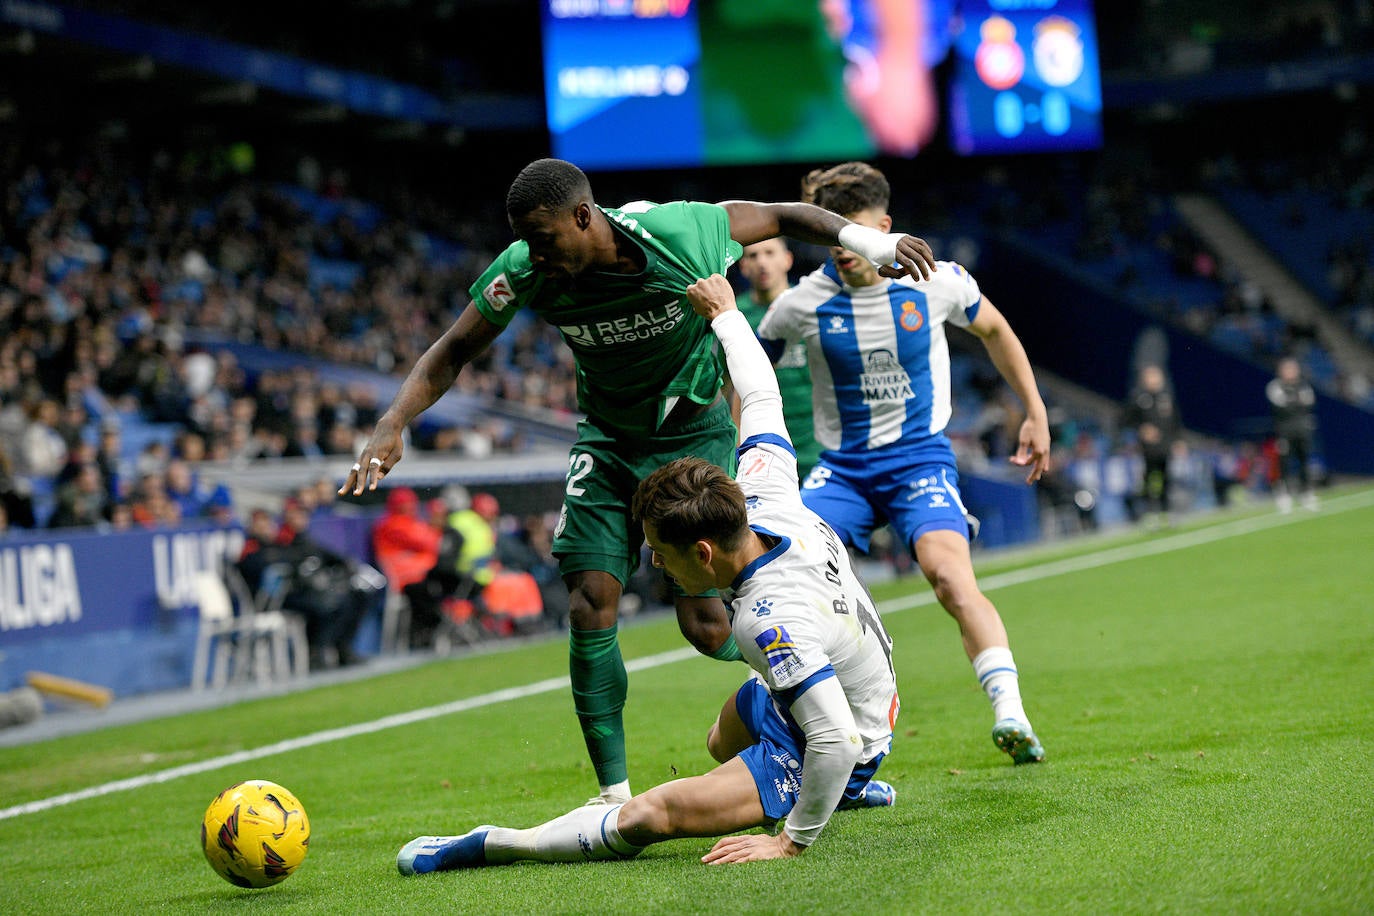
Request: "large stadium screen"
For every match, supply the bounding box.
[947,0,1103,155]
[541,0,948,170]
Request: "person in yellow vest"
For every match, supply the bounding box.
[445,487,546,636]
[445,487,499,588]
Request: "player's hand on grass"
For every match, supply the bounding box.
[339,418,405,496]
[701,830,804,864]
[685,274,738,322]
[1009,416,1051,484]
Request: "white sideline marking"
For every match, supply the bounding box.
[3,490,1370,822]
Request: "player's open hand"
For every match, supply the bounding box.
[685,274,738,322]
[1009,416,1051,484]
[339,420,405,496]
[701,831,804,864]
[877,234,936,282]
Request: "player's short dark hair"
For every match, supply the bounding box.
[506,158,593,219]
[801,161,890,217]
[632,457,748,552]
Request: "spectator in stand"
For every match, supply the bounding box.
[165,458,210,519]
[135,440,169,481]
[107,501,134,531]
[54,440,99,490]
[270,497,306,545]
[462,492,545,638]
[130,480,181,528]
[372,485,442,598]
[1266,356,1321,512]
[204,484,237,527]
[281,496,375,667]
[1122,364,1181,528]
[307,476,340,518]
[447,489,500,590]
[49,461,110,529]
[238,498,372,670]
[174,431,209,464]
[20,399,66,479]
[95,420,127,501]
[54,401,89,454]
[240,507,279,556]
[403,498,483,650]
[284,421,325,459]
[347,382,381,430]
[0,443,36,530]
[324,421,360,457]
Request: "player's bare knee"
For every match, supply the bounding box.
[565,575,620,630]
[617,793,670,842]
[927,565,979,615]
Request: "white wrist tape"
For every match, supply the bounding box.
[837,223,902,266]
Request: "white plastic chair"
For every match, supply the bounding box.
[234,563,310,683]
[190,569,253,691]
[191,565,309,690]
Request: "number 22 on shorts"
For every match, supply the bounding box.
[566,452,595,496]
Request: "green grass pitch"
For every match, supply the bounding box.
[2,487,1371,914]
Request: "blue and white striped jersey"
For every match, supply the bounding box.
[757,260,982,456]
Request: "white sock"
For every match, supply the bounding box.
[484,804,642,864]
[973,647,1030,727]
[600,779,631,801]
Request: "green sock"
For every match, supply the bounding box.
[569,624,629,787]
[709,633,743,662]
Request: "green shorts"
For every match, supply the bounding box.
[553,399,737,588]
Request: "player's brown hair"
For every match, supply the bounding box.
[801,161,890,217]
[632,457,749,552]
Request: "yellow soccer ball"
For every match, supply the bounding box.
[201,780,310,888]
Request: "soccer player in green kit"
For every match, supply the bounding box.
[734,239,820,477]
[342,158,934,805]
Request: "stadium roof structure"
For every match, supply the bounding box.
[0,0,544,147]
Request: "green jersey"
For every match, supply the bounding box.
[737,292,821,475]
[471,201,743,437]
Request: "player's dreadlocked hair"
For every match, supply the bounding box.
[506,158,593,219]
[632,457,749,552]
[801,161,890,217]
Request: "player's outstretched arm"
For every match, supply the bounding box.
[685,275,789,447]
[966,296,1050,483]
[718,200,935,281]
[340,302,504,495]
[776,677,863,850]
